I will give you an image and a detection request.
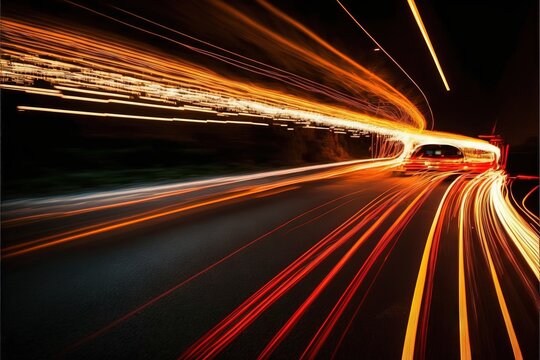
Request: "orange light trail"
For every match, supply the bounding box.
[17,106,267,126]
[0,13,501,161]
[335,0,436,130]
[520,185,539,225]
[401,175,463,359]
[0,15,499,156]
[1,5,535,358]
[469,174,523,358]
[407,0,451,91]
[457,176,473,360]
[1,159,399,258]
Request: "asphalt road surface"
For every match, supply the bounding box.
[2,161,537,359]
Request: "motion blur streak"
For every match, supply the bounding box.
[521,185,539,219]
[406,0,451,91]
[0,17,500,155]
[402,171,538,359]
[300,176,443,359]
[489,174,539,280]
[509,183,539,229]
[401,175,462,360]
[181,174,443,359]
[5,166,536,358]
[17,106,269,127]
[2,159,383,225]
[58,188,370,355]
[1,159,398,258]
[0,18,421,136]
[466,175,523,359]
[1,3,535,359]
[254,0,426,129]
[335,0,435,130]
[257,177,445,360]
[457,177,473,360]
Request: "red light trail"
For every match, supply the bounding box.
[0,2,536,359]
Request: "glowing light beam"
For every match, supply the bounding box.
[407,0,451,91]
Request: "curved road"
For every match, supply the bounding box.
[2,161,538,359]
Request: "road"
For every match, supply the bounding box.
[1,161,538,359]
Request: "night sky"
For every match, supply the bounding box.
[4,0,538,145]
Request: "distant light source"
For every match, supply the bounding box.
[407,0,451,91]
[373,48,381,51]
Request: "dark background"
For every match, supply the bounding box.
[1,91,373,197]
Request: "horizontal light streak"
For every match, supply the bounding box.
[16,106,270,126]
[304,125,329,130]
[0,84,60,93]
[139,96,176,103]
[54,85,131,98]
[1,36,498,158]
[62,95,109,103]
[109,99,184,110]
[2,159,397,258]
[183,104,217,113]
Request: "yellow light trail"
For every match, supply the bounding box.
[401,170,538,358]
[457,177,473,360]
[401,175,462,359]
[471,174,523,359]
[407,0,451,91]
[16,106,269,126]
[54,85,131,98]
[490,175,539,279]
[519,184,539,225]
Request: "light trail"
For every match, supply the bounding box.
[300,176,443,359]
[401,175,463,359]
[401,170,538,359]
[407,0,451,91]
[2,166,536,358]
[67,0,414,126]
[17,106,268,126]
[1,159,399,258]
[257,177,446,360]
[469,174,523,359]
[3,167,535,358]
[57,187,371,356]
[457,176,473,360]
[2,158,395,224]
[489,174,539,279]
[1,4,535,358]
[335,0,436,130]
[0,18,423,134]
[521,185,539,223]
[54,85,131,98]
[181,174,443,360]
[509,181,539,229]
[0,17,499,156]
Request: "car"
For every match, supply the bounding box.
[401,144,466,172]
